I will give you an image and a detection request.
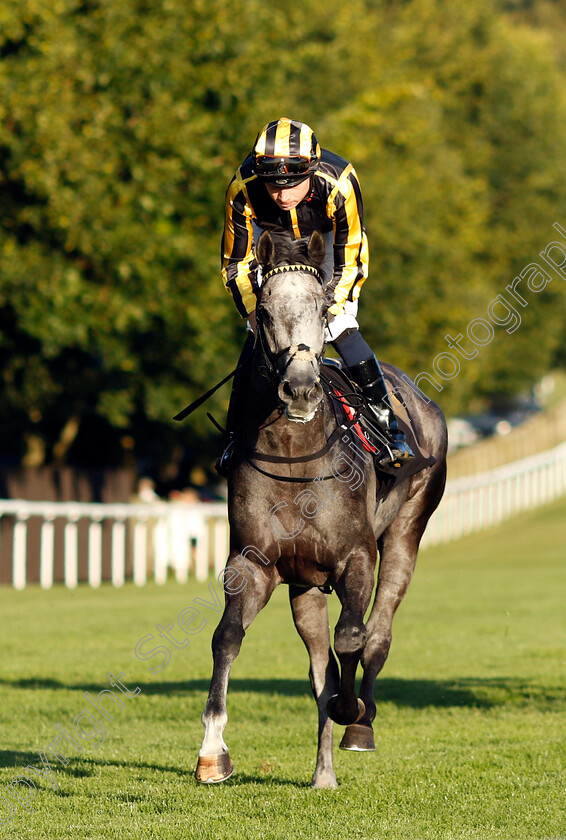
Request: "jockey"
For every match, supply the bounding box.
[217,116,415,475]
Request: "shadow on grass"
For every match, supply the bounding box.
[63,756,188,778]
[72,759,308,788]
[0,750,40,768]
[218,772,308,787]
[0,750,188,776]
[1,676,563,711]
[68,759,306,788]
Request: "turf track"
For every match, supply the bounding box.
[0,496,564,840]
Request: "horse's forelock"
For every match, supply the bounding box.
[270,235,318,270]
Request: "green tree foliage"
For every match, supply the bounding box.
[328,0,566,414]
[1,0,565,474]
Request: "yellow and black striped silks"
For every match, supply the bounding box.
[253,117,321,161]
[221,147,369,318]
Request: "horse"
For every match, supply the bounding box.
[195,230,448,789]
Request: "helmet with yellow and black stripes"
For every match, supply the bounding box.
[252,118,321,186]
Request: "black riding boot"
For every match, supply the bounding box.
[347,355,415,467]
[215,336,254,478]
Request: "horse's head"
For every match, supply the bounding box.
[255,230,327,423]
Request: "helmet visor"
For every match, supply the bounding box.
[254,155,313,176]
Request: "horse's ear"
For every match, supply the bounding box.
[256,230,274,268]
[307,230,325,267]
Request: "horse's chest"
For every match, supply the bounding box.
[275,543,335,588]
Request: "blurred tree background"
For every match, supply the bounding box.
[1,0,565,487]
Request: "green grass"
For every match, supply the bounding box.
[1,497,565,840]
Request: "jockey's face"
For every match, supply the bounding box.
[265,178,311,211]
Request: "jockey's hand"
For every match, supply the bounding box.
[324,288,344,318]
[327,302,344,318]
[324,288,336,310]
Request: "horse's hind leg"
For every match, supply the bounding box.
[196,557,276,783]
[289,585,340,789]
[326,546,376,727]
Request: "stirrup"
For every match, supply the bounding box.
[379,429,415,468]
[362,406,415,468]
[388,438,415,464]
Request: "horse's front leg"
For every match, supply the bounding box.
[289,585,340,789]
[326,544,376,726]
[196,553,277,783]
[341,500,428,751]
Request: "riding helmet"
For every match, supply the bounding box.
[252,117,321,186]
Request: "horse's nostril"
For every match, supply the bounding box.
[306,382,323,401]
[279,378,323,407]
[278,380,295,403]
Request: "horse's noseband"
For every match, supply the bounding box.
[279,343,319,374]
[256,333,322,382]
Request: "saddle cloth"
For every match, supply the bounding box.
[320,360,436,488]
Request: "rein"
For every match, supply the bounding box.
[172,343,255,423]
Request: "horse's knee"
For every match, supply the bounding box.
[212,618,245,656]
[334,618,367,658]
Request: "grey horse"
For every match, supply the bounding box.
[196,230,448,788]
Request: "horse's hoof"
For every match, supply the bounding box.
[195,752,234,784]
[326,696,366,726]
[339,723,376,751]
[311,774,338,789]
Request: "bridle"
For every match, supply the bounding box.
[255,263,326,381]
[246,261,367,482]
[173,258,372,483]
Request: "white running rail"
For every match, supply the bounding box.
[420,440,566,548]
[0,500,228,590]
[1,442,565,588]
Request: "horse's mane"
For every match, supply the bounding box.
[269,234,320,270]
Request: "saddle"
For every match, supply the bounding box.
[320,360,436,488]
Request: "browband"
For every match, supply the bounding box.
[262,264,323,284]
